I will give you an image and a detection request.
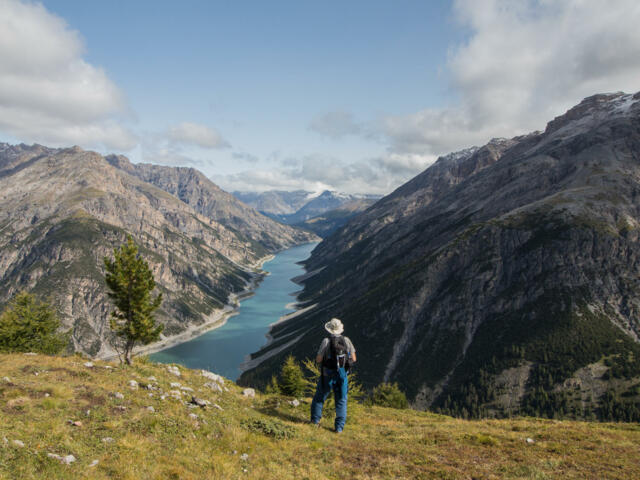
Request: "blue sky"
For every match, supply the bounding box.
[1,1,639,194]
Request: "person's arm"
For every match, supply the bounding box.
[346,337,356,363]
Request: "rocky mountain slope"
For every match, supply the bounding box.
[0,144,313,358]
[293,198,378,237]
[107,157,316,251]
[240,92,640,420]
[233,190,312,215]
[234,189,381,236]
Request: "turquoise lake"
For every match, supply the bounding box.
[150,242,317,380]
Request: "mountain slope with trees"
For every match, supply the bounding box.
[0,144,312,358]
[240,92,640,421]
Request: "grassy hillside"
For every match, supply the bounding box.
[1,353,639,480]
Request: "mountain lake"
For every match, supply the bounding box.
[150,242,318,380]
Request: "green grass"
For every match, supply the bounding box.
[1,353,639,479]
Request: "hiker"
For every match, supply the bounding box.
[310,318,356,433]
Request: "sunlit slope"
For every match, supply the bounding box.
[1,353,639,480]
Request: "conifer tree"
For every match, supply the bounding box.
[279,355,306,397]
[104,235,163,365]
[370,382,409,409]
[0,292,68,354]
[264,374,281,394]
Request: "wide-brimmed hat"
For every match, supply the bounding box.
[324,318,344,335]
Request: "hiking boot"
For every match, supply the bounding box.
[335,429,343,434]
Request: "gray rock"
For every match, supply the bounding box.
[146,406,155,413]
[89,460,99,467]
[204,382,223,392]
[201,370,224,384]
[190,396,210,408]
[83,362,94,368]
[242,388,255,398]
[113,392,125,400]
[127,380,138,389]
[47,453,76,465]
[101,437,115,444]
[12,440,25,448]
[167,366,181,377]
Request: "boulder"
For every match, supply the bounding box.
[242,388,255,398]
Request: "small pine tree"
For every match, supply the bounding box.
[265,374,281,394]
[104,235,163,365]
[0,292,68,354]
[279,355,306,397]
[370,382,409,409]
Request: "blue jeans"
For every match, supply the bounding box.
[310,367,348,431]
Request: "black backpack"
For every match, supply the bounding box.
[322,335,350,371]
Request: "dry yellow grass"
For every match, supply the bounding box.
[1,352,639,479]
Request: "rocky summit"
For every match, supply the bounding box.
[240,92,640,421]
[0,144,316,358]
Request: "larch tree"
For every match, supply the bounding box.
[104,235,163,365]
[0,292,68,354]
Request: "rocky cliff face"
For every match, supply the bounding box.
[0,145,312,358]
[107,157,317,251]
[240,92,640,420]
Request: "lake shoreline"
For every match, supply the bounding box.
[96,252,275,361]
[148,242,319,379]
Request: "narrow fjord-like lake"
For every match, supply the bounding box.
[150,242,317,380]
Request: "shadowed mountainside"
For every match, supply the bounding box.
[241,92,640,421]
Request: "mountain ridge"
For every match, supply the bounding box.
[0,144,314,358]
[240,91,640,421]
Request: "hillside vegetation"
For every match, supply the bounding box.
[241,92,640,420]
[1,353,639,479]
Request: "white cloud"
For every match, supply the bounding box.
[309,111,363,139]
[212,152,433,195]
[167,122,230,149]
[231,151,259,163]
[0,0,136,150]
[384,0,640,155]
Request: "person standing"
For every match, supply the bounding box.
[310,318,357,433]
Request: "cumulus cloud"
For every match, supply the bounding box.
[384,0,640,155]
[309,111,363,139]
[0,0,136,150]
[167,122,230,149]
